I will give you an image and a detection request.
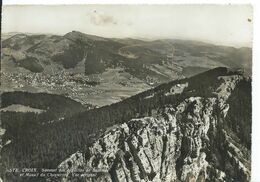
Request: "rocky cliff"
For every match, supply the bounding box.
[58,71,251,182]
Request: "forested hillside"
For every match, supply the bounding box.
[0,67,251,182]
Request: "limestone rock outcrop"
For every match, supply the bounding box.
[58,73,251,182]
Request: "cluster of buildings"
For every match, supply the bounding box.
[2,72,93,87]
[1,72,100,105]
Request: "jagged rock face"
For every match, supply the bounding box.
[58,74,251,182]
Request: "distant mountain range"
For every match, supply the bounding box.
[1,31,252,83]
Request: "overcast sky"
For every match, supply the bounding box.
[2,5,253,47]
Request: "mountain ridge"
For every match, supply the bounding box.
[57,67,251,182]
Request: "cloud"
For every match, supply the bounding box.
[90,11,117,26]
[126,21,133,26]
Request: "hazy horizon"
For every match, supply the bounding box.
[2,5,253,48]
[1,30,253,49]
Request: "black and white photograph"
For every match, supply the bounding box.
[0,2,256,182]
